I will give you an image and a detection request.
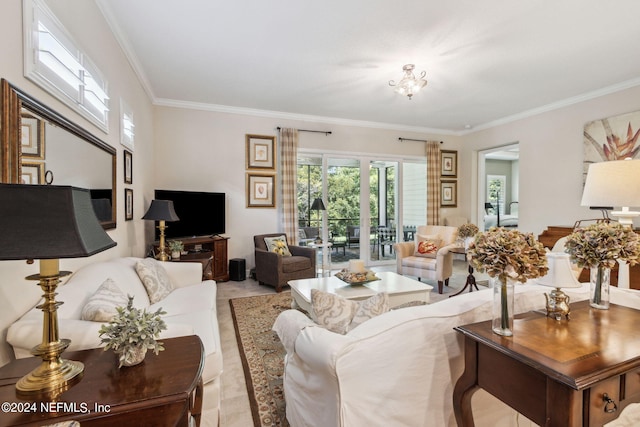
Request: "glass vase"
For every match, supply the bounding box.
[590,266,610,310]
[491,277,514,336]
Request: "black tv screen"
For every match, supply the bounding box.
[154,189,225,240]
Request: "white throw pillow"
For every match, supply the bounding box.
[81,278,128,322]
[135,258,175,304]
[414,234,442,258]
[264,235,292,256]
[310,289,389,334]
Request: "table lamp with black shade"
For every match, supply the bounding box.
[142,199,179,261]
[0,184,116,396]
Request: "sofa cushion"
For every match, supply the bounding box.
[264,235,292,256]
[135,258,175,304]
[282,256,312,273]
[80,278,128,322]
[414,234,441,258]
[56,259,151,320]
[310,289,389,334]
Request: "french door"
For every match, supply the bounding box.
[298,152,425,269]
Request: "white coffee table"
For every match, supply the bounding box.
[288,271,433,313]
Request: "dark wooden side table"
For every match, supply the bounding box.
[449,246,479,297]
[453,301,640,426]
[0,335,204,427]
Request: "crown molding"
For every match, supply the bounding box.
[153,98,460,135]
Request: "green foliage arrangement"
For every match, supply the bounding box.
[565,222,640,268]
[99,296,167,368]
[167,240,184,252]
[467,227,548,283]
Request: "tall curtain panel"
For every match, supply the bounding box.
[426,141,441,225]
[280,128,299,244]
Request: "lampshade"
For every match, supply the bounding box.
[484,202,494,209]
[142,199,180,221]
[581,159,640,226]
[388,64,427,100]
[537,252,581,289]
[0,184,116,260]
[311,198,326,211]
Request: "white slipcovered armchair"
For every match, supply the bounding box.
[394,225,459,293]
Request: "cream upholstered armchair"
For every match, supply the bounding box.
[394,225,459,294]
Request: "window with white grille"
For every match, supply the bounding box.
[24,0,110,132]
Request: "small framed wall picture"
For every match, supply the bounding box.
[125,188,134,221]
[124,150,133,184]
[21,161,45,184]
[247,173,275,208]
[246,134,276,170]
[440,150,458,178]
[21,113,45,159]
[440,180,457,207]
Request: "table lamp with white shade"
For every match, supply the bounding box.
[581,158,640,288]
[581,158,640,227]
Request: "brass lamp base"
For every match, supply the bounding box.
[16,349,84,395]
[544,288,572,320]
[21,262,84,395]
[156,220,169,262]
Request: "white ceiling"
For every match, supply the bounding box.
[96,0,640,134]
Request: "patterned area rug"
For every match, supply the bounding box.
[230,292,292,427]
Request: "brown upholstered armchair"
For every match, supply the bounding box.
[254,233,317,292]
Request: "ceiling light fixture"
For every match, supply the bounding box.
[388,64,427,100]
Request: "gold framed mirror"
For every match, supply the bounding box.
[1,79,117,229]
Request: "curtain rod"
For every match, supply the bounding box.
[277,127,332,135]
[398,137,443,143]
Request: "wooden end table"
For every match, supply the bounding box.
[453,301,640,426]
[0,335,204,427]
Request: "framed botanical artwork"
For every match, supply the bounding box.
[247,173,275,208]
[21,161,45,184]
[246,134,276,170]
[583,109,640,183]
[124,150,133,184]
[440,150,458,178]
[21,113,45,159]
[440,180,457,207]
[125,188,134,221]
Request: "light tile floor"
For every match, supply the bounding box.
[216,259,487,426]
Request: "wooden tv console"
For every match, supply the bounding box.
[155,235,229,282]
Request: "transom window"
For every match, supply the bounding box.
[24,0,110,132]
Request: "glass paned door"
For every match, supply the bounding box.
[326,157,361,268]
[370,160,398,264]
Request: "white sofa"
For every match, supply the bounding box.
[273,282,640,427]
[7,257,222,427]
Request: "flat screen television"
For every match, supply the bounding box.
[154,189,225,240]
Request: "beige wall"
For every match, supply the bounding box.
[460,85,640,236]
[0,0,154,366]
[153,106,461,265]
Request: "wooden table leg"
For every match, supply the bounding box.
[453,338,479,427]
